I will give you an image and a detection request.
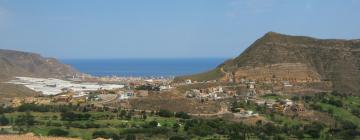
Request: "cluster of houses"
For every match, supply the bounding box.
[184,79,259,101]
[272,99,305,114]
[117,90,149,100]
[252,98,305,114]
[186,86,237,100]
[172,79,218,86]
[231,97,305,119]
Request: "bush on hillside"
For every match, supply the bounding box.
[48,128,69,137]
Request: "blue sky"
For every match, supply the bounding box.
[0,0,359,59]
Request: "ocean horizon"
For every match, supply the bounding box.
[61,58,228,77]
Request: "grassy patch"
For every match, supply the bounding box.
[344,96,360,108]
[3,111,182,139]
[317,103,360,126]
[265,113,304,126]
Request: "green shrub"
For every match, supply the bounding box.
[158,109,174,117]
[175,112,190,119]
[92,130,119,139]
[48,128,69,137]
[169,136,186,140]
[0,115,9,126]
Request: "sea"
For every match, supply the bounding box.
[61,58,227,77]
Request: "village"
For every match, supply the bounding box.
[5,75,323,121]
[181,78,307,118]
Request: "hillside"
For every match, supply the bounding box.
[0,49,81,102]
[0,49,80,81]
[175,32,360,94]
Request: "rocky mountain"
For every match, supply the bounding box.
[0,49,81,81]
[176,32,360,94]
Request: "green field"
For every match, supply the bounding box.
[2,93,360,139]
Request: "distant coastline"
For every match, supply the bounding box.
[61,58,227,77]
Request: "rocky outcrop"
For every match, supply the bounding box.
[231,63,321,83]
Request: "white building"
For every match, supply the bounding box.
[160,85,172,91]
[118,90,135,100]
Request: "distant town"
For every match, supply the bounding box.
[5,73,310,121]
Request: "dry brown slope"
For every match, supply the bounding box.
[0,49,80,81]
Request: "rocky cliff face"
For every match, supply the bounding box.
[0,49,81,81]
[178,32,360,94]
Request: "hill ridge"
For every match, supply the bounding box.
[0,49,81,81]
[175,32,360,95]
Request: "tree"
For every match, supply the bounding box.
[15,112,35,126]
[142,114,147,120]
[158,109,173,117]
[92,130,119,139]
[140,111,147,120]
[341,120,357,130]
[327,98,343,107]
[331,90,342,97]
[304,122,324,138]
[125,134,136,140]
[52,115,58,120]
[0,106,14,114]
[190,123,212,137]
[92,131,108,139]
[227,123,247,140]
[61,112,91,121]
[150,110,155,116]
[0,115,9,126]
[273,135,285,140]
[169,136,186,140]
[351,108,360,117]
[118,110,127,119]
[175,112,190,119]
[173,123,180,133]
[291,96,300,101]
[61,112,76,121]
[294,130,305,139]
[259,123,278,136]
[125,113,132,120]
[148,121,158,128]
[48,128,69,137]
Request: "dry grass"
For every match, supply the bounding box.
[0,83,40,103]
[129,90,221,114]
